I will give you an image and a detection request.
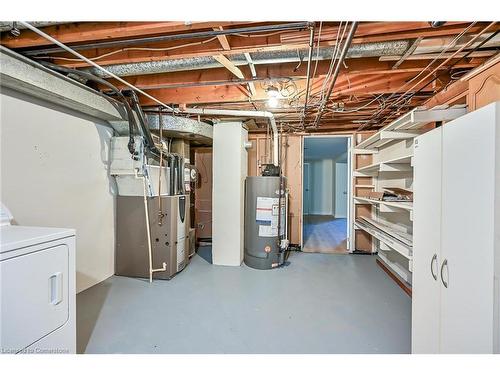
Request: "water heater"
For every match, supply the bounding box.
[244,176,288,269]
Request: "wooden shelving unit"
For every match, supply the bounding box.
[354,196,413,215]
[351,104,467,288]
[355,105,467,150]
[354,154,413,175]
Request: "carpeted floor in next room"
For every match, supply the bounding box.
[303,215,348,253]
[77,248,410,354]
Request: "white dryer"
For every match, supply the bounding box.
[0,206,76,354]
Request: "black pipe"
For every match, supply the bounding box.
[39,61,138,154]
[22,22,313,56]
[124,90,160,158]
[173,155,184,195]
[168,154,175,196]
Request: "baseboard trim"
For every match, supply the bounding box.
[376,259,412,297]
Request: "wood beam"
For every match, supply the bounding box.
[380,50,497,61]
[213,26,231,50]
[40,22,500,69]
[281,22,495,45]
[213,54,245,79]
[136,71,440,106]
[0,21,261,49]
[392,37,423,69]
[102,58,477,92]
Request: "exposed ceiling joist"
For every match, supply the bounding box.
[3,20,494,132]
[1,21,260,49]
[214,26,231,50]
[392,37,423,69]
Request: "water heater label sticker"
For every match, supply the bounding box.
[259,225,277,237]
[256,197,277,224]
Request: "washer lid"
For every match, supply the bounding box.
[0,225,75,253]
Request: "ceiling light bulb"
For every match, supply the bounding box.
[266,86,279,98]
[268,96,279,108]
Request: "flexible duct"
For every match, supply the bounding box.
[84,40,411,78]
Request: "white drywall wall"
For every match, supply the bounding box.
[309,159,333,215]
[0,91,116,293]
[334,162,348,218]
[212,122,247,266]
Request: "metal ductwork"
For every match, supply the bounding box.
[84,40,411,78]
[146,113,213,144]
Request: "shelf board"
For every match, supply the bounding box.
[377,251,412,285]
[355,154,413,175]
[354,196,413,212]
[355,218,412,259]
[355,184,375,188]
[355,105,467,151]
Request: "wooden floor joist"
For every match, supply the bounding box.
[3,20,494,132]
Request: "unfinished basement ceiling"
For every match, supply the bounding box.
[2,21,498,132]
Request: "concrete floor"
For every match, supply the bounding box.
[77,249,411,354]
[303,216,348,253]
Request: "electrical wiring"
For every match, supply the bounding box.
[310,21,323,84]
[33,29,295,63]
[395,27,500,110]
[361,22,478,126]
[319,22,349,106]
[386,22,493,111]
[35,36,220,62]
[340,93,387,113]
[318,22,346,103]
[232,30,289,38]
[37,60,139,153]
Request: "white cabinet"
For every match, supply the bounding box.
[0,225,76,354]
[412,101,500,354]
[412,126,442,353]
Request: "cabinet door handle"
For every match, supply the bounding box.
[440,259,448,288]
[430,253,438,280]
[49,272,63,305]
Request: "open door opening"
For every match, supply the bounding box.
[302,136,351,254]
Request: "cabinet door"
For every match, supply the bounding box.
[1,244,69,352]
[440,106,496,353]
[412,127,442,353]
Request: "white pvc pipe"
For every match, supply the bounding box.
[19,21,176,113]
[135,168,166,283]
[18,22,279,166]
[183,108,279,166]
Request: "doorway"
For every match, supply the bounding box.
[302,136,351,253]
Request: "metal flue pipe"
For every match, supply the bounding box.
[311,21,358,128]
[183,108,279,166]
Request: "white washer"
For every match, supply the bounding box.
[0,217,76,354]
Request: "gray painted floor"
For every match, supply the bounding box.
[77,249,411,354]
